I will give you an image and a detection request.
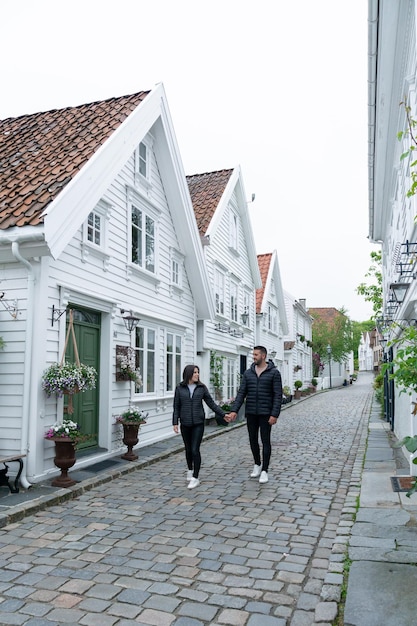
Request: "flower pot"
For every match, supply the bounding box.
[51,437,77,487]
[121,423,140,461]
[294,390,302,399]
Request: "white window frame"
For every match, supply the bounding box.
[135,135,154,190]
[127,187,161,280]
[229,211,239,252]
[230,281,238,322]
[81,199,111,269]
[134,324,156,395]
[226,358,237,401]
[166,332,182,392]
[169,247,184,296]
[215,269,225,316]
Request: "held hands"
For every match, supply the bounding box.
[224,412,237,423]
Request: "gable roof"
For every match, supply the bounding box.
[256,253,272,313]
[0,92,149,230]
[308,307,345,326]
[187,166,262,289]
[256,250,289,334]
[0,84,216,320]
[186,169,233,236]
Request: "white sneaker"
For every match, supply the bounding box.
[188,477,200,489]
[250,464,262,478]
[259,471,268,484]
[187,470,193,482]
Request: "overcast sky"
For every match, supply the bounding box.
[0,0,379,321]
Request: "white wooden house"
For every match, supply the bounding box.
[283,293,313,391]
[368,0,417,449]
[358,330,380,372]
[0,84,216,485]
[186,168,262,405]
[256,251,289,380]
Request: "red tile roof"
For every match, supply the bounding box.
[256,253,272,314]
[0,92,149,230]
[186,169,233,236]
[308,307,345,326]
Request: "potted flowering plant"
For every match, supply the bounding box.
[44,418,84,442]
[115,407,148,461]
[116,347,142,383]
[44,419,90,488]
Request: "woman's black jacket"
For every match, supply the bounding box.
[231,360,282,417]
[173,382,226,426]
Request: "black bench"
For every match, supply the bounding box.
[0,455,26,493]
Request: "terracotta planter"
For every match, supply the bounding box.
[294,390,302,399]
[51,437,77,487]
[121,423,140,461]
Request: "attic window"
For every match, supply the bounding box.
[135,137,153,191]
[138,142,147,177]
[81,200,111,269]
[170,248,184,296]
[229,212,239,253]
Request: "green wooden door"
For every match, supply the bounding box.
[64,307,100,449]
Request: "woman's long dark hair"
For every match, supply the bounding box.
[182,364,201,385]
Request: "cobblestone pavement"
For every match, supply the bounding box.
[0,373,374,625]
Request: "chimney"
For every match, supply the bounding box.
[299,299,306,310]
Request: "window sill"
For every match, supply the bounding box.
[81,242,111,270]
[127,263,161,287]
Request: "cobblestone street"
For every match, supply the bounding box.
[0,374,374,625]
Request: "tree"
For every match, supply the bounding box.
[311,307,355,369]
[356,250,383,320]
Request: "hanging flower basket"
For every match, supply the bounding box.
[42,362,97,397]
[41,309,97,413]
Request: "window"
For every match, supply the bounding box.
[215,270,225,315]
[131,205,155,273]
[230,281,238,322]
[172,260,179,285]
[226,358,236,401]
[229,212,238,250]
[134,326,155,394]
[169,248,184,292]
[138,142,147,178]
[166,333,182,391]
[267,304,277,333]
[87,211,101,246]
[82,200,111,268]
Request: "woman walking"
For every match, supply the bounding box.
[173,364,227,489]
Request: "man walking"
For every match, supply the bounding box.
[227,346,282,484]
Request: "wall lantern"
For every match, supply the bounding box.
[270,348,277,359]
[241,308,249,325]
[390,282,410,304]
[121,309,140,334]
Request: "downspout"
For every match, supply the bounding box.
[11,242,35,489]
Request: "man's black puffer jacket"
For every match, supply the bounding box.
[231,360,282,417]
[173,382,226,426]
